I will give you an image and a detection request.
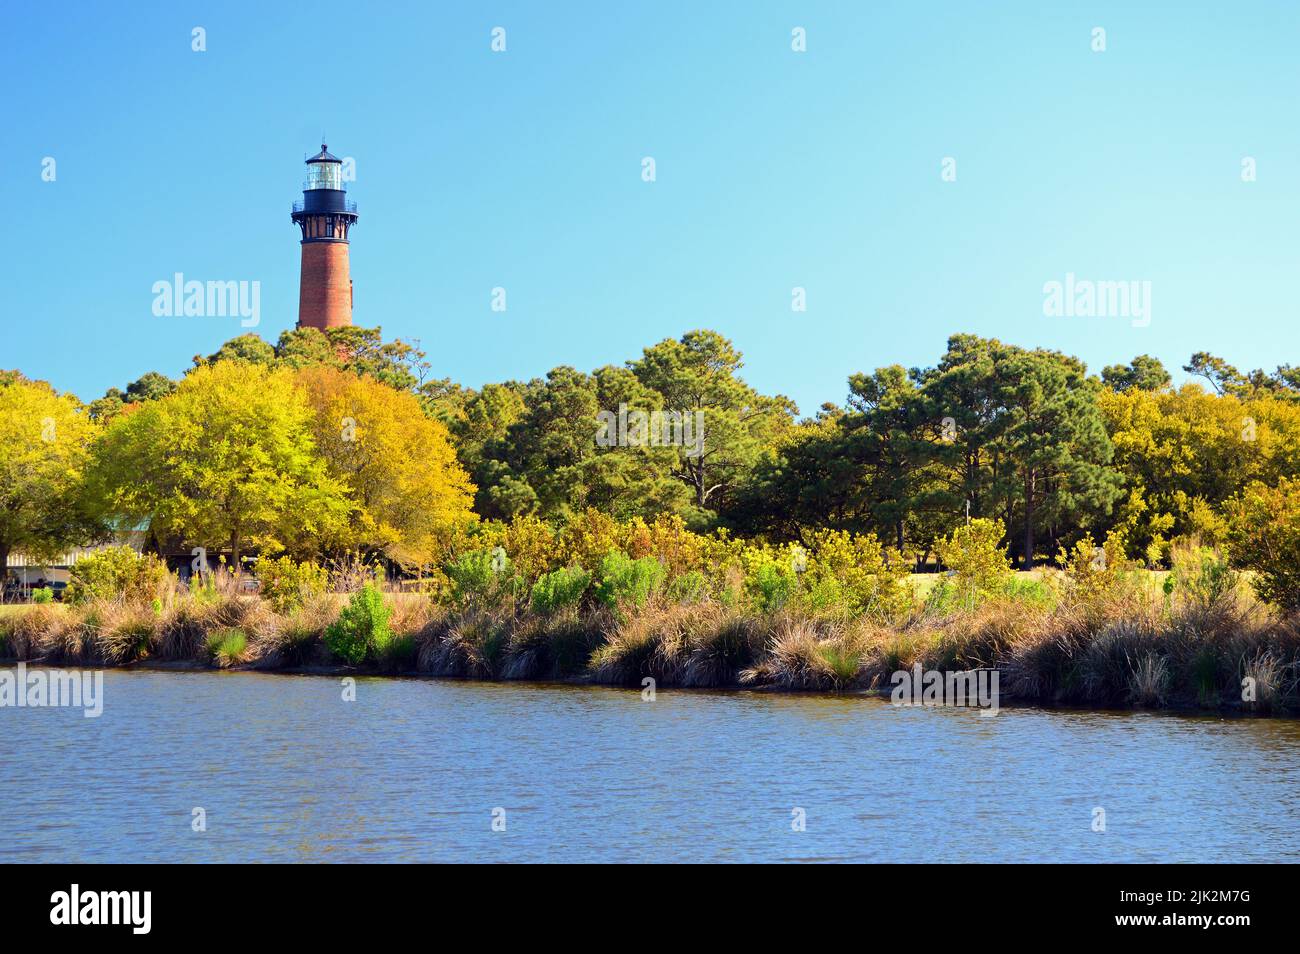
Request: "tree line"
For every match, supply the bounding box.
[2,327,1298,579]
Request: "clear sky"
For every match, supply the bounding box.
[4,1,1297,415]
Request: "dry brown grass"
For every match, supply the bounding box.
[1,568,1297,713]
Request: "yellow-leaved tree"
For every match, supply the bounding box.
[88,362,350,569]
[0,373,102,577]
[295,366,476,570]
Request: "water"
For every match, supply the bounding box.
[3,668,1299,862]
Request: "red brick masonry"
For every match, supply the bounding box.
[298,241,352,329]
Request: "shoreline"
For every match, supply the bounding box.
[1,652,1289,719]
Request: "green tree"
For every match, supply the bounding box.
[124,371,177,402]
[996,349,1122,568]
[195,333,277,367]
[1102,355,1171,393]
[473,366,687,523]
[275,326,430,392]
[630,330,796,517]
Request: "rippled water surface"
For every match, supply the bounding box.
[3,668,1299,862]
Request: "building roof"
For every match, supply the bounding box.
[307,144,341,163]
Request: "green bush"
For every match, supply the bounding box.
[256,556,329,613]
[666,570,708,604]
[66,546,168,604]
[324,584,392,665]
[594,551,665,611]
[747,559,797,614]
[31,587,54,604]
[446,548,520,606]
[530,566,591,614]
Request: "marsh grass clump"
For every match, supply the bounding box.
[206,627,248,668]
[417,609,511,678]
[681,610,763,688]
[1240,650,1290,713]
[1001,626,1067,701]
[256,596,337,668]
[1127,652,1171,707]
[589,600,721,685]
[373,631,417,672]
[1077,621,1158,705]
[156,600,214,661]
[740,618,868,691]
[501,609,601,680]
[4,604,71,660]
[94,602,158,664]
[387,592,439,637]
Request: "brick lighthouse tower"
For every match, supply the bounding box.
[291,145,358,330]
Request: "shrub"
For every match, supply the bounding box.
[502,515,561,583]
[666,570,708,604]
[530,566,591,615]
[750,560,797,613]
[740,546,799,614]
[1167,539,1238,610]
[256,556,329,613]
[800,529,910,620]
[446,548,520,607]
[324,583,392,665]
[31,587,54,604]
[560,509,628,573]
[1059,529,1132,608]
[66,546,168,605]
[1227,478,1300,611]
[594,551,665,612]
[935,519,1012,608]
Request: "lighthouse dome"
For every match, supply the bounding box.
[304,144,344,191]
[307,144,341,164]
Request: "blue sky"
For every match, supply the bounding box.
[4,1,1298,415]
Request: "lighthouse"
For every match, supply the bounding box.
[291,145,358,330]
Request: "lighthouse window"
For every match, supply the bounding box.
[306,162,342,191]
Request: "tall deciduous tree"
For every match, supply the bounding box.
[295,366,476,568]
[0,374,102,578]
[89,362,349,569]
